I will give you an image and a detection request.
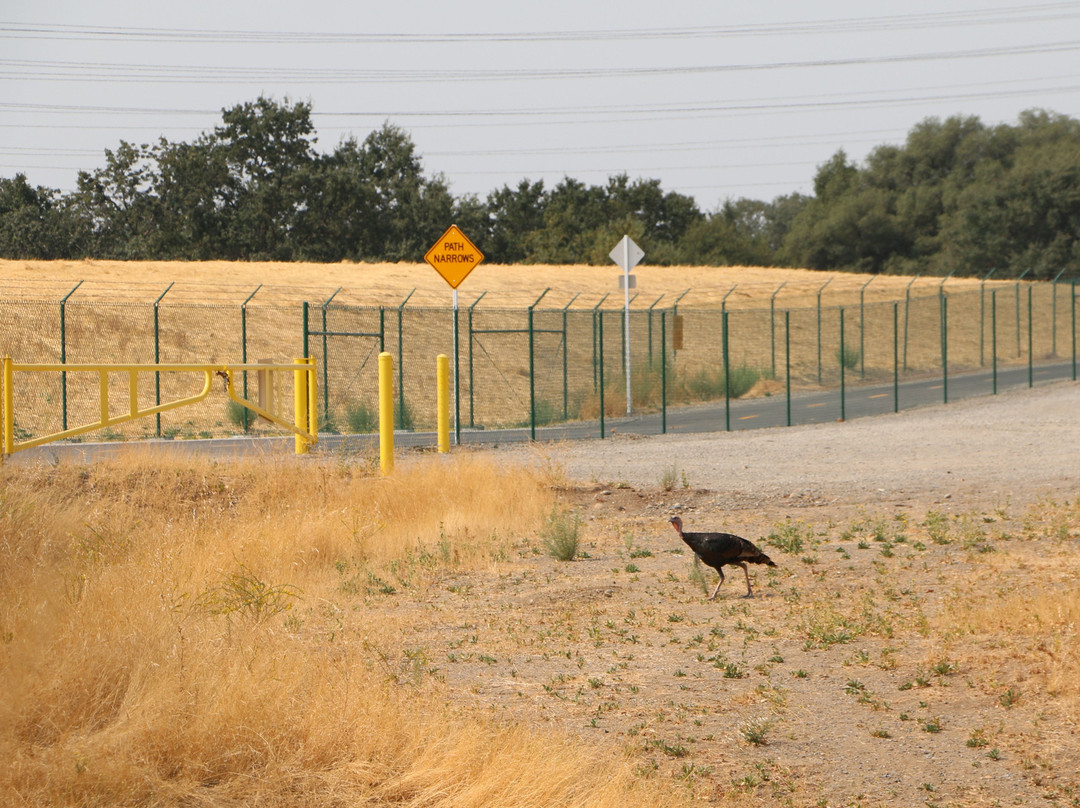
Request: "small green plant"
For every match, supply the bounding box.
[649,738,690,758]
[679,362,762,401]
[688,556,709,594]
[542,509,581,561]
[345,401,378,433]
[740,718,773,746]
[723,661,746,679]
[921,717,943,733]
[660,464,679,492]
[999,687,1020,708]
[931,659,958,677]
[395,396,415,431]
[837,342,860,370]
[225,399,249,429]
[923,510,952,544]
[966,729,990,748]
[767,520,809,554]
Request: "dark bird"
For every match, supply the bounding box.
[669,515,777,599]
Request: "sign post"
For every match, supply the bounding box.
[609,235,645,416]
[424,224,485,444]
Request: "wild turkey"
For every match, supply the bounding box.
[669,515,777,599]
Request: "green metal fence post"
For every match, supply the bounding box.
[770,281,786,378]
[941,294,948,404]
[839,308,846,421]
[1028,284,1034,388]
[378,307,385,352]
[661,310,667,434]
[992,289,998,394]
[979,269,995,366]
[155,281,175,436]
[528,305,535,441]
[321,287,342,421]
[468,291,487,428]
[591,293,609,391]
[598,310,605,438]
[1015,268,1030,357]
[302,302,310,359]
[723,310,731,432]
[785,310,791,427]
[647,294,664,363]
[903,274,919,371]
[1073,280,1077,382]
[1051,268,1066,356]
[816,277,832,384]
[859,276,874,379]
[59,280,83,431]
[720,285,737,391]
[561,293,579,421]
[238,283,258,433]
[526,289,549,441]
[893,302,899,413]
[454,302,461,446]
[397,289,414,430]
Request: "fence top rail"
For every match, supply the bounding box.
[5,360,308,373]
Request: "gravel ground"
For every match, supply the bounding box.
[496,381,1080,514]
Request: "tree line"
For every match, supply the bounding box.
[2,97,1078,279]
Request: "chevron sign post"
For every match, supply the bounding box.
[609,235,645,416]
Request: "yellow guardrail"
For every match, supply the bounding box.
[1,357,317,457]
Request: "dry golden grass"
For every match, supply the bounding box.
[0,451,690,808]
[938,498,1080,719]
[1,257,1008,309]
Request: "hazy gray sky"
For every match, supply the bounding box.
[2,1,1079,210]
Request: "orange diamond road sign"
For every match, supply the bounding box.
[424,224,485,289]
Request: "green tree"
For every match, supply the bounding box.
[149,135,233,259]
[524,177,608,263]
[69,141,160,258]
[358,122,453,260]
[484,179,547,263]
[0,174,86,259]
[213,97,319,259]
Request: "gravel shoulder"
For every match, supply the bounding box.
[496,381,1080,515]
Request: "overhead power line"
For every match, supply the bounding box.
[2,40,1079,85]
[1,4,1078,43]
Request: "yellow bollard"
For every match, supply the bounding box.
[2,356,13,456]
[378,351,394,474]
[294,358,309,455]
[436,353,449,453]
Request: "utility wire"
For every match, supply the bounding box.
[2,40,1079,84]
[1,4,1078,43]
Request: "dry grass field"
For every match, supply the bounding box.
[2,448,1078,807]
[0,258,1005,309]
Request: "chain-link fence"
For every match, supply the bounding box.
[2,281,1077,449]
